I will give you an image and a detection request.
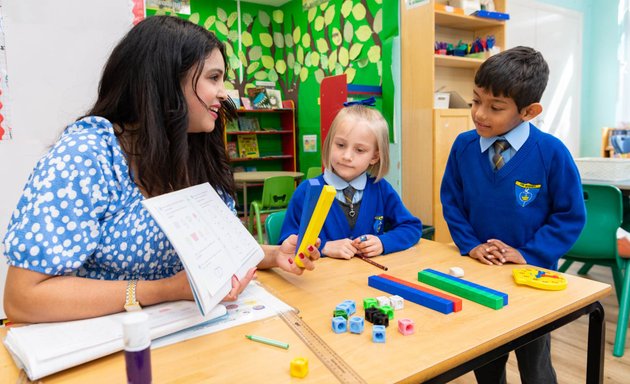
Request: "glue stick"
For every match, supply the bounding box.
[122,312,152,384]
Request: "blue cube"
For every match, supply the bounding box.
[372,325,386,343]
[348,316,364,334]
[342,300,356,315]
[332,316,347,333]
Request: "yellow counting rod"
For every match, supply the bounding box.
[294,185,336,268]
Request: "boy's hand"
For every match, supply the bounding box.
[352,235,384,257]
[322,239,357,260]
[469,243,505,265]
[486,239,527,264]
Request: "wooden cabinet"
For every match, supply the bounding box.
[224,100,297,173]
[401,0,506,242]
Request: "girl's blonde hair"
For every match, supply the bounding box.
[321,105,390,182]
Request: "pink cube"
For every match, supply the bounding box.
[398,318,415,335]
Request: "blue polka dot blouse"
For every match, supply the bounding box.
[3,116,237,281]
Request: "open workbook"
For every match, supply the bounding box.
[4,301,227,380]
[4,182,266,380]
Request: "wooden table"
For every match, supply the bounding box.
[233,171,304,221]
[0,241,610,383]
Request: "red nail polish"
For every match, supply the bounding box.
[288,258,293,264]
[299,253,305,259]
[308,245,314,252]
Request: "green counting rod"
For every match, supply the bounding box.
[418,270,505,310]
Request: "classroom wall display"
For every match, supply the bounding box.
[0,3,11,141]
[147,0,398,172]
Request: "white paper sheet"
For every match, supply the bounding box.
[142,183,264,316]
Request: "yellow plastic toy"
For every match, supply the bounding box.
[512,268,568,291]
[290,357,309,378]
[294,185,336,268]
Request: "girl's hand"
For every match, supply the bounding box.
[274,234,321,275]
[322,239,357,260]
[486,239,527,265]
[352,235,383,257]
[222,267,257,302]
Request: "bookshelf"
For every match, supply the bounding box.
[401,0,507,242]
[224,99,297,173]
[224,100,297,215]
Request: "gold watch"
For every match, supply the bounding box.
[124,280,142,312]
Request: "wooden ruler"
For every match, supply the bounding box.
[278,310,366,384]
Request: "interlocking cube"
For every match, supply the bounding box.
[333,309,348,319]
[372,325,386,343]
[372,312,389,327]
[348,316,364,334]
[379,305,394,320]
[398,318,415,335]
[365,307,380,323]
[342,300,356,315]
[290,357,309,378]
[389,295,404,310]
[363,297,378,309]
[332,316,347,333]
[376,295,391,307]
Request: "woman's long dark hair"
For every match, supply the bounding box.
[85,15,236,197]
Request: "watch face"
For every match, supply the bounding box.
[124,303,142,312]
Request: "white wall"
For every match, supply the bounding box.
[0,0,132,318]
[508,0,583,155]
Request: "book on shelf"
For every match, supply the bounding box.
[226,89,240,108]
[4,301,227,381]
[227,141,238,158]
[238,116,260,132]
[265,89,283,109]
[237,134,260,158]
[247,87,272,109]
[225,118,239,132]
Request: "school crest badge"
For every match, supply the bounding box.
[515,181,541,207]
[373,216,384,234]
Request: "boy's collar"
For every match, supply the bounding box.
[323,169,367,191]
[479,121,530,152]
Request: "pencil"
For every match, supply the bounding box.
[245,334,289,349]
[356,255,388,271]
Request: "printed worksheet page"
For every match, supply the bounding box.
[142,183,264,316]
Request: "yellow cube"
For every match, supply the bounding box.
[290,357,309,378]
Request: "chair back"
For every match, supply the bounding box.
[261,176,295,210]
[306,166,322,179]
[265,210,287,245]
[566,184,623,261]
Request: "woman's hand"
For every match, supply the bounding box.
[258,234,321,275]
[352,235,383,257]
[222,267,257,302]
[321,239,357,260]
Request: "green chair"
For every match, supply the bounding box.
[265,210,287,245]
[306,166,322,179]
[559,184,630,356]
[248,176,295,244]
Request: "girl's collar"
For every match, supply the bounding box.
[323,169,368,191]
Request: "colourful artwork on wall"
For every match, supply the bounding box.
[0,2,11,141]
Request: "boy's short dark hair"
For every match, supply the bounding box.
[474,46,549,111]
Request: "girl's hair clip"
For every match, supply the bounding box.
[343,96,376,107]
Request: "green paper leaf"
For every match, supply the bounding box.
[261,55,275,69]
[272,10,284,24]
[355,25,372,42]
[352,3,366,20]
[258,10,270,27]
[249,46,262,61]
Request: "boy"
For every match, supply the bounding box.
[440,46,586,383]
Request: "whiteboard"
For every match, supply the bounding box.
[507,0,583,155]
[0,0,132,319]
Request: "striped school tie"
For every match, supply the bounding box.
[492,140,511,170]
[343,185,357,217]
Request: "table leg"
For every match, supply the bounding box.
[242,183,248,224]
[586,301,605,384]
